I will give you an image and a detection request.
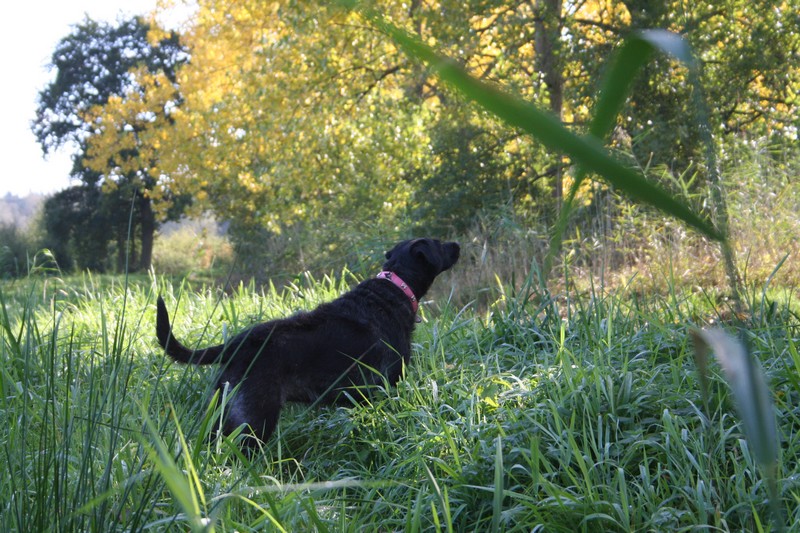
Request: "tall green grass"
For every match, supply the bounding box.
[338,11,790,528]
[2,270,798,531]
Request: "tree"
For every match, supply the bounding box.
[143,0,798,273]
[152,1,647,237]
[40,185,107,271]
[150,1,433,269]
[33,16,187,271]
[591,0,800,168]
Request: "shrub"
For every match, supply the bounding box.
[152,216,233,276]
[0,223,33,278]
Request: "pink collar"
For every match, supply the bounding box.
[376,271,418,313]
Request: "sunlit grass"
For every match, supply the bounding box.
[1,270,798,531]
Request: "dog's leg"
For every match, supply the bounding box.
[223,380,284,452]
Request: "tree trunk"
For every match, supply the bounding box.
[533,0,564,203]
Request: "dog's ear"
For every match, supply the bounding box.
[385,250,392,260]
[411,239,441,269]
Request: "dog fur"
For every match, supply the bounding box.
[156,238,460,449]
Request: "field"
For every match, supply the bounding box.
[2,265,799,532]
[6,1,800,530]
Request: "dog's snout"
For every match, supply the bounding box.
[445,241,460,267]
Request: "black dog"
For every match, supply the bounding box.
[156,238,459,450]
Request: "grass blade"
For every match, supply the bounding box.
[690,328,783,530]
[549,31,671,274]
[491,436,504,533]
[140,403,210,532]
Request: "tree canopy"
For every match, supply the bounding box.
[157,1,798,221]
[35,1,800,275]
[34,16,187,271]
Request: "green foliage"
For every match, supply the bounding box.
[40,185,111,272]
[152,218,234,277]
[547,28,707,281]
[8,4,798,527]
[137,1,794,269]
[616,1,799,169]
[410,107,550,235]
[0,224,33,279]
[691,328,782,528]
[33,16,184,161]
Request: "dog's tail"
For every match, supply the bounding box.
[156,296,227,365]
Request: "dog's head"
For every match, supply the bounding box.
[382,238,460,298]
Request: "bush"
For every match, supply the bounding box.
[152,216,234,276]
[0,223,34,278]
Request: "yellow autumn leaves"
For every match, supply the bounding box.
[81,0,799,234]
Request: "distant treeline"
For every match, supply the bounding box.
[0,193,44,229]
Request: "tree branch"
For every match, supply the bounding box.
[355,64,403,101]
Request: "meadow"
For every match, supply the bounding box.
[2,255,799,531]
[3,12,799,531]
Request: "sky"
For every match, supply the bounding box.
[1,1,188,198]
